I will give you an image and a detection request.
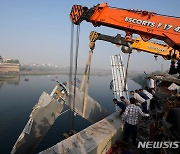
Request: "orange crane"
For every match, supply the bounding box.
[89,31,179,60]
[70,2,180,50]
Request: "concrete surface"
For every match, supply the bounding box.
[39,112,124,154]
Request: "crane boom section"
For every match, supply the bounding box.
[132,38,179,60]
[70,3,180,49]
[89,31,179,60]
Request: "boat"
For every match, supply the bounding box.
[24,78,29,81]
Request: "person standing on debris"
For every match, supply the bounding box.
[120,96,130,106]
[130,91,148,113]
[147,77,155,92]
[113,98,126,115]
[169,60,177,75]
[122,97,149,145]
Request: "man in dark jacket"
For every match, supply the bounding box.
[169,60,177,75]
[113,98,126,115]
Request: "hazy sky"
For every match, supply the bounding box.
[0,0,179,72]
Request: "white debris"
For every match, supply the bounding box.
[168,83,179,91]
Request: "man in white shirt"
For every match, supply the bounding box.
[147,77,155,90]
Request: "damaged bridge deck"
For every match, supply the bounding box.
[11,84,110,154]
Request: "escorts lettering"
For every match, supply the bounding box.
[125,17,179,32]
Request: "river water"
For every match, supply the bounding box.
[0,75,141,153]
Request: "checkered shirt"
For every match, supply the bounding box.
[122,104,146,125]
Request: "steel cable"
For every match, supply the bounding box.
[72,25,80,130]
[68,23,74,132]
[124,53,131,98]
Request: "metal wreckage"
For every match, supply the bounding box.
[11,2,180,154]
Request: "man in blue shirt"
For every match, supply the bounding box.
[113,98,126,115]
[138,89,149,100]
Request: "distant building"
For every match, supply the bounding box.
[0,56,20,73]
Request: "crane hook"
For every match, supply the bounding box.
[121,42,132,53]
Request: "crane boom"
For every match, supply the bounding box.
[132,38,179,60]
[70,3,180,49]
[89,31,179,60]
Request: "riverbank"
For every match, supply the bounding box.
[0,74,19,81]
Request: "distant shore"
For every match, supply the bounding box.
[0,70,151,82]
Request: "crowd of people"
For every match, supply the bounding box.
[113,76,180,150]
[113,77,161,146]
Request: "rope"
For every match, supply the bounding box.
[82,50,93,117]
[80,51,93,91]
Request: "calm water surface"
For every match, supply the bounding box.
[0,75,141,153]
